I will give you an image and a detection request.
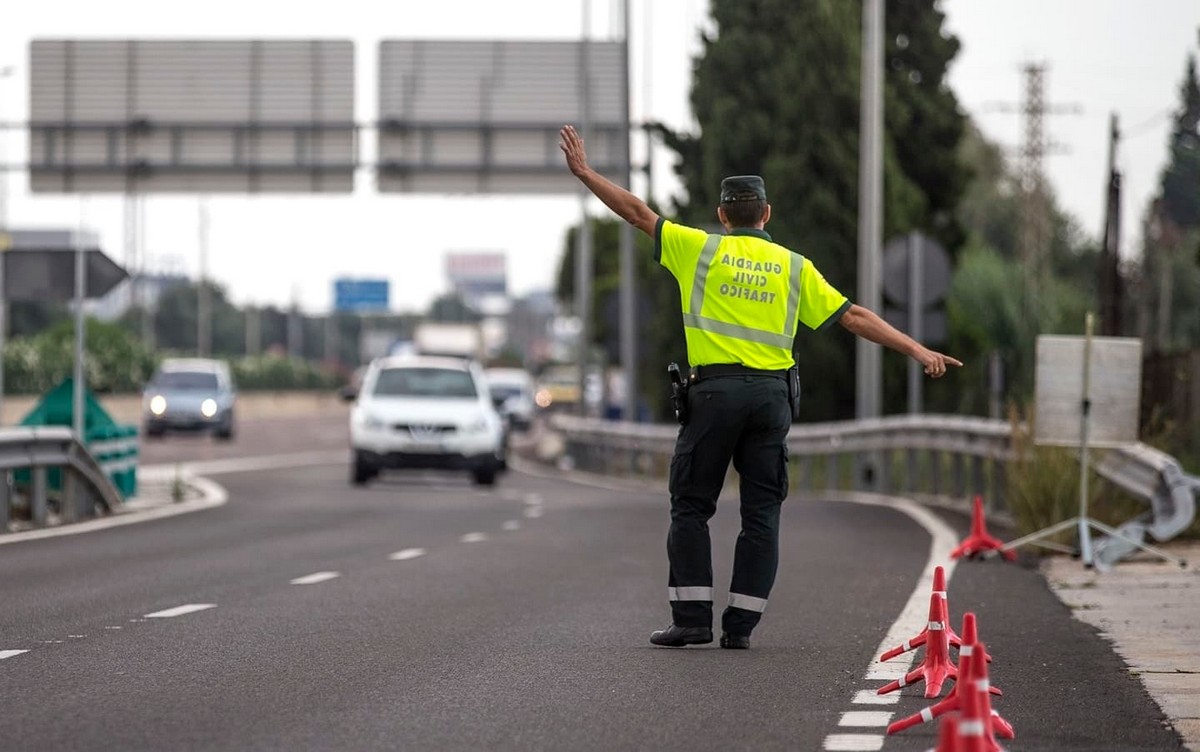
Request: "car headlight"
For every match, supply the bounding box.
[149,395,167,416]
[464,416,491,434]
[200,398,218,418]
[361,413,386,430]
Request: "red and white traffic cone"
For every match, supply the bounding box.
[927,713,959,752]
[956,639,1010,752]
[877,570,957,698]
[881,566,986,661]
[881,566,956,660]
[951,496,1016,561]
[887,613,1006,737]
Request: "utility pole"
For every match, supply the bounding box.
[618,0,637,422]
[197,198,211,356]
[575,0,594,418]
[246,305,261,357]
[987,64,1080,297]
[1098,113,1122,336]
[139,196,154,348]
[856,0,883,472]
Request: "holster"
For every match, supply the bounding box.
[787,365,801,421]
[667,362,690,426]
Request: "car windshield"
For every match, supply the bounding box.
[152,372,219,391]
[374,368,477,398]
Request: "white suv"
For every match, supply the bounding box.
[349,356,507,486]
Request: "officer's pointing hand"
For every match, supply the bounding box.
[915,347,963,379]
[559,125,589,177]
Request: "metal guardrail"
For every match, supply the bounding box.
[550,413,1196,552]
[1092,443,1200,565]
[0,426,125,533]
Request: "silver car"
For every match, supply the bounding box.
[143,359,237,440]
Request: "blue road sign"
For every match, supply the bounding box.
[334,278,390,313]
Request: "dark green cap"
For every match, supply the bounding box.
[720,175,766,203]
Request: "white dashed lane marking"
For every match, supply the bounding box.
[0,650,29,660]
[502,520,521,531]
[825,734,883,752]
[523,493,542,506]
[389,548,426,561]
[838,711,892,727]
[459,532,488,543]
[823,734,884,751]
[523,506,544,519]
[145,604,217,619]
[851,689,898,705]
[290,571,341,585]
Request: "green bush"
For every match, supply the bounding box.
[3,320,157,394]
[228,355,339,391]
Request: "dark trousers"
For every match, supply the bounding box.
[666,375,791,636]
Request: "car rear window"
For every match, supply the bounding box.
[489,385,525,401]
[374,368,477,398]
[152,372,219,390]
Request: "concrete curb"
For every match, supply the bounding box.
[1043,542,1200,751]
[0,469,228,546]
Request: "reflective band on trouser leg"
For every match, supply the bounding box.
[688,234,725,316]
[669,586,714,601]
[727,593,768,613]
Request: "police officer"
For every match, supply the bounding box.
[559,125,962,649]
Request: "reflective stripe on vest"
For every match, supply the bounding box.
[684,233,803,349]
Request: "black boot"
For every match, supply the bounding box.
[720,632,751,649]
[649,624,713,647]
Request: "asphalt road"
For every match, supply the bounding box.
[0,415,1183,751]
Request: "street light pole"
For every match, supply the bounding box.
[197,198,211,356]
[0,64,16,425]
[856,0,884,488]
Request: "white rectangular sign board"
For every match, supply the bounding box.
[1034,335,1142,447]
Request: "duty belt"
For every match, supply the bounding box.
[688,363,789,383]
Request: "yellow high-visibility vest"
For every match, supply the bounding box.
[656,219,850,370]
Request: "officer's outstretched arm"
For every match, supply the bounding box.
[839,304,964,379]
[559,125,659,237]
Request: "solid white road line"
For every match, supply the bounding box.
[0,650,29,660]
[501,520,522,531]
[823,734,884,751]
[0,477,229,547]
[815,491,958,752]
[145,603,217,618]
[838,711,893,727]
[141,450,350,479]
[388,548,426,561]
[290,571,341,585]
[459,532,488,543]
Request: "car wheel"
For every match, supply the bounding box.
[471,464,497,486]
[352,452,375,486]
[214,412,235,441]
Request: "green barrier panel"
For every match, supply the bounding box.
[18,378,139,499]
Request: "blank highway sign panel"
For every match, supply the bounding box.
[1034,335,1142,447]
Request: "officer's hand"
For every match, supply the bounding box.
[915,347,963,379]
[559,125,590,177]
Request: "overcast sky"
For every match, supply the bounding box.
[0,0,1196,315]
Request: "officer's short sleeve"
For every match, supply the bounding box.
[656,219,710,277]
[797,258,851,331]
